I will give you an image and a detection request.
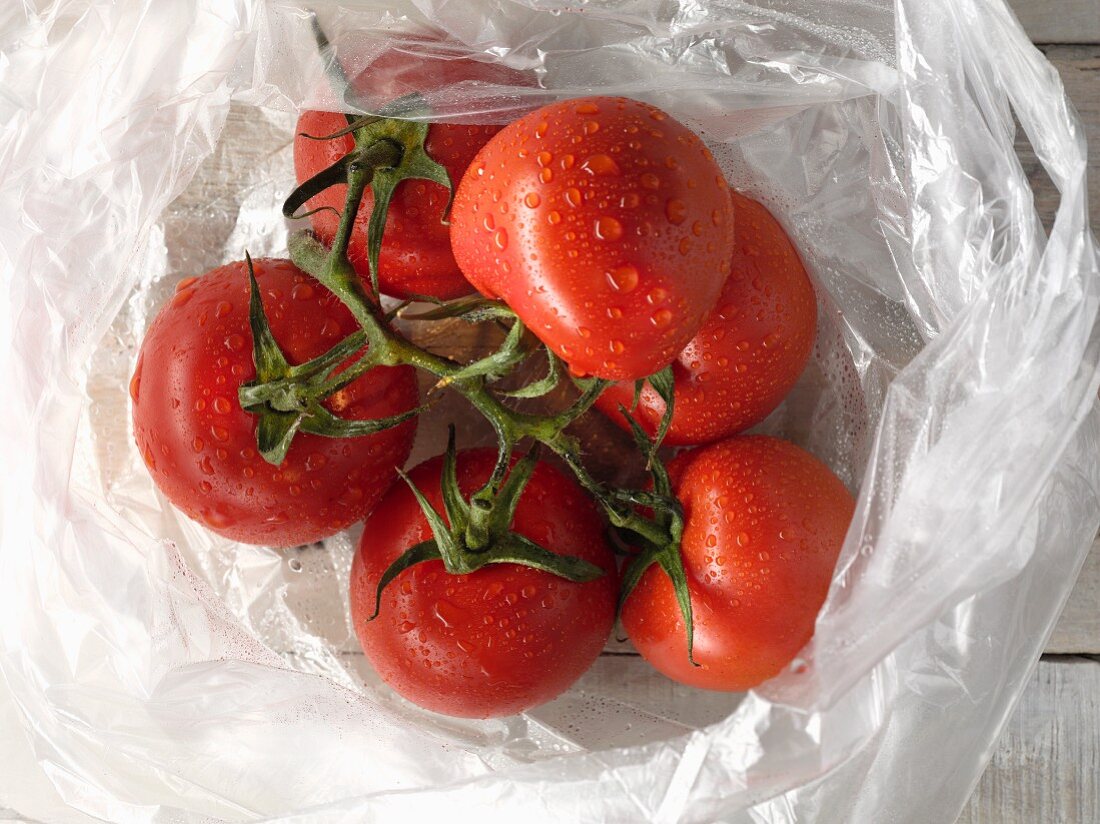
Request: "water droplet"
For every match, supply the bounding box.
[320,319,340,338]
[620,192,640,209]
[537,151,553,167]
[610,340,625,354]
[534,121,548,138]
[398,621,416,634]
[647,287,668,304]
[692,220,703,236]
[595,216,622,240]
[540,167,554,183]
[199,480,212,493]
[291,283,314,301]
[199,456,215,475]
[520,585,537,598]
[433,599,465,628]
[560,154,575,170]
[650,309,672,327]
[225,333,245,351]
[306,453,327,472]
[191,437,204,453]
[575,101,600,115]
[758,551,770,561]
[457,639,476,653]
[737,532,750,546]
[649,109,667,121]
[706,534,717,548]
[212,397,231,415]
[482,214,495,231]
[494,229,509,250]
[665,199,687,225]
[175,276,199,292]
[607,306,623,319]
[581,154,620,176]
[640,173,661,190]
[579,327,592,338]
[171,289,193,307]
[524,192,541,208]
[129,370,141,402]
[547,210,562,225]
[565,188,582,208]
[606,265,639,293]
[763,332,781,348]
[210,425,229,442]
[215,301,232,318]
[288,557,303,572]
[583,120,600,134]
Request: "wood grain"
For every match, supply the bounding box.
[1049,537,1100,654]
[958,657,1100,824]
[1008,0,1100,43]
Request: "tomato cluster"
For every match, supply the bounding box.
[131,40,854,720]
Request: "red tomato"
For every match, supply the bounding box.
[622,436,854,691]
[596,191,817,444]
[449,96,735,380]
[350,449,617,718]
[294,43,530,300]
[131,258,419,546]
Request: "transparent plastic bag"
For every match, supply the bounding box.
[1,0,1097,821]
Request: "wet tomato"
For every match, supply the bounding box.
[596,191,817,444]
[450,96,735,380]
[294,42,530,300]
[622,436,854,691]
[131,258,419,546]
[350,449,617,718]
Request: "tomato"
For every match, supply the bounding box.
[350,449,617,718]
[294,42,530,300]
[595,191,817,444]
[449,96,735,380]
[622,436,854,691]
[131,258,419,546]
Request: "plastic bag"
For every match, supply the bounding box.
[1,0,1097,820]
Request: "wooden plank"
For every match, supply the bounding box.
[1049,538,1100,654]
[1017,46,1100,235]
[958,657,1100,824]
[1007,0,1100,44]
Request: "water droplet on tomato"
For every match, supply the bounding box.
[595,216,622,241]
[607,306,623,319]
[640,173,661,190]
[610,340,625,355]
[606,265,639,293]
[171,289,193,307]
[129,368,142,403]
[291,283,314,301]
[678,237,691,255]
[199,456,214,475]
[537,150,553,167]
[583,120,600,134]
[581,154,620,176]
[398,621,416,634]
[666,199,687,225]
[737,532,750,547]
[215,301,232,318]
[433,599,464,628]
[483,214,495,231]
[547,210,562,225]
[650,309,672,327]
[210,425,229,442]
[199,480,212,493]
[524,192,541,208]
[647,287,668,304]
[565,188,582,208]
[620,192,640,209]
[763,332,781,348]
[212,397,231,415]
[560,153,575,169]
[494,229,509,250]
[534,121,548,138]
[191,437,204,453]
[575,101,600,115]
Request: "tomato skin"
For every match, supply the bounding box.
[449,96,735,380]
[596,191,817,445]
[350,449,617,718]
[294,44,529,300]
[622,436,854,691]
[131,258,419,547]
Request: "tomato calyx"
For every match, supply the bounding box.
[287,17,454,299]
[236,254,423,465]
[631,365,676,466]
[364,427,605,620]
[616,413,699,667]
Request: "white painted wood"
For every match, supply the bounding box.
[958,657,1100,824]
[1008,0,1100,44]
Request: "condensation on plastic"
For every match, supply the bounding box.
[0,0,1097,821]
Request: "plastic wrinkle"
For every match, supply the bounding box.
[0,1,1097,822]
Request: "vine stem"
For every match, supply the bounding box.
[289,160,671,547]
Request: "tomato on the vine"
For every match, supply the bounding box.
[450,96,735,380]
[131,258,419,546]
[294,42,530,300]
[596,190,817,444]
[350,449,617,718]
[622,436,854,691]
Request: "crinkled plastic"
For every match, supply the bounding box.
[1,0,1098,821]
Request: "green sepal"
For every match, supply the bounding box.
[484,443,539,540]
[617,541,659,618]
[502,348,563,399]
[400,296,514,324]
[434,319,528,389]
[256,410,304,466]
[364,539,442,621]
[245,253,291,381]
[283,154,352,220]
[398,467,467,574]
[646,365,676,460]
[439,426,470,534]
[298,401,422,439]
[631,379,644,413]
[484,533,604,583]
